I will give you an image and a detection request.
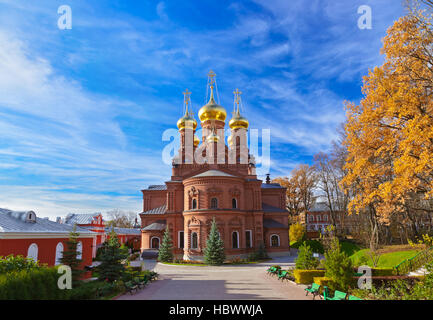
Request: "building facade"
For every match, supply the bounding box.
[139,72,290,260]
[0,209,95,269]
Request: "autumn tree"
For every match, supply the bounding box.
[273,164,317,216]
[341,9,433,242]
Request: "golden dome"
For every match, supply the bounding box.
[229,109,249,130]
[206,129,220,143]
[198,87,227,122]
[177,111,197,131]
[194,134,200,147]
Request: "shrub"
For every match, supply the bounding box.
[0,267,67,300]
[313,276,333,287]
[291,240,324,254]
[295,243,320,270]
[324,237,353,292]
[293,270,325,284]
[289,223,305,243]
[0,255,39,274]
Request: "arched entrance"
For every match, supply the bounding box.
[151,237,160,249]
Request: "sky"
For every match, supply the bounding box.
[0,0,406,218]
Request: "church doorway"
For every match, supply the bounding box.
[151,237,160,249]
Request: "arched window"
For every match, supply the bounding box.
[232,198,237,209]
[192,198,197,209]
[55,242,64,265]
[232,231,239,249]
[27,243,38,262]
[191,232,198,249]
[210,198,218,209]
[77,241,83,260]
[151,237,160,249]
[270,234,280,247]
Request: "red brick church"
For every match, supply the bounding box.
[140,71,289,260]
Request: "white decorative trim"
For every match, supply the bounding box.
[0,233,96,239]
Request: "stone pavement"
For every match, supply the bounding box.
[116,256,314,300]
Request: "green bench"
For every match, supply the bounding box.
[305,283,321,300]
[277,270,289,281]
[124,281,139,295]
[323,286,347,300]
[348,295,363,300]
[267,266,280,276]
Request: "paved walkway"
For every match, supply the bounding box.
[117,256,314,300]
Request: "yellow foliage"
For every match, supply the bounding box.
[341,11,433,221]
[289,223,305,243]
[293,269,325,284]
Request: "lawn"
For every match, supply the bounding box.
[350,248,419,268]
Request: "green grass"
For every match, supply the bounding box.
[350,249,419,268]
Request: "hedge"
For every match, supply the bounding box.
[293,269,325,284]
[0,267,68,300]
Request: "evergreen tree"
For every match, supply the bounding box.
[97,230,128,283]
[60,224,84,286]
[158,226,174,262]
[295,243,319,270]
[324,237,353,291]
[204,218,225,265]
[256,241,268,260]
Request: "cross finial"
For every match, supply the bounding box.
[233,88,242,113]
[208,70,216,88]
[183,88,192,114]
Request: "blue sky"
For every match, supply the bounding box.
[0,0,405,218]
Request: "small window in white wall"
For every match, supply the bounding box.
[77,241,83,260]
[27,243,38,262]
[55,242,64,265]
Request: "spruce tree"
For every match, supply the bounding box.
[60,224,84,286]
[158,226,174,262]
[97,230,128,282]
[204,218,225,265]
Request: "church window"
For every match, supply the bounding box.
[27,243,38,262]
[232,231,239,249]
[55,242,64,265]
[270,234,280,247]
[192,198,197,209]
[245,230,252,248]
[179,231,184,249]
[232,198,237,209]
[191,232,198,249]
[210,198,218,209]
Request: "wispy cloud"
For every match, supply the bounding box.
[0,0,405,217]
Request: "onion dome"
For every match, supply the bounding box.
[198,84,227,122]
[177,109,197,131]
[206,128,220,143]
[229,88,248,130]
[229,109,249,130]
[194,134,200,147]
